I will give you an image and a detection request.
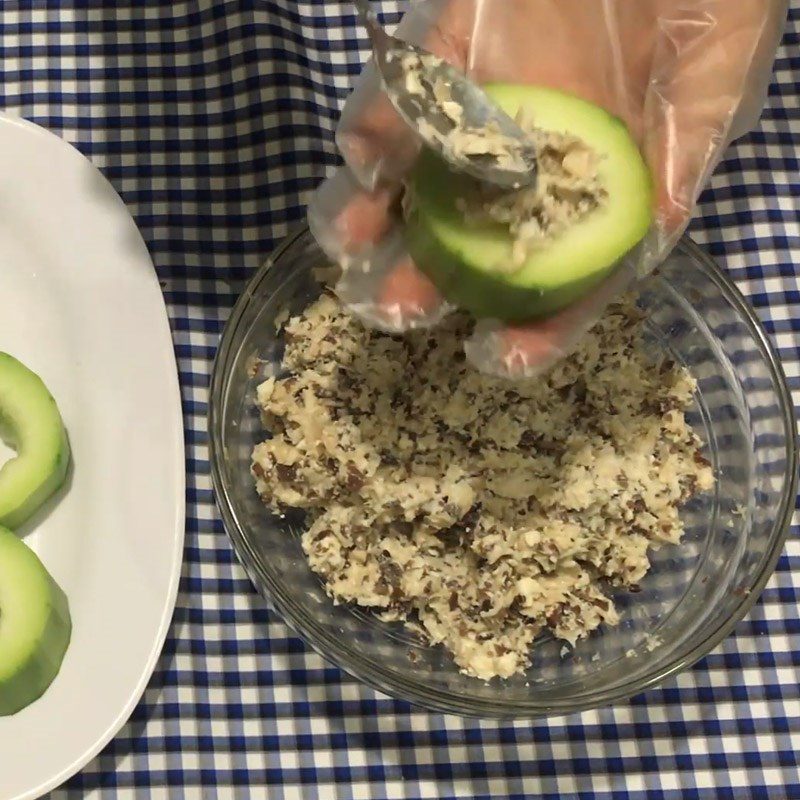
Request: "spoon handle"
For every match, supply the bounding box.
[353,0,394,61]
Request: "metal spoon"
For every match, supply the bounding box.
[353,0,537,190]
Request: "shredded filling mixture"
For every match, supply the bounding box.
[251,294,714,681]
[455,120,608,269]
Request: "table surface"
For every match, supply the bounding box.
[4,2,797,798]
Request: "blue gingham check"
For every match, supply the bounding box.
[3,1,796,797]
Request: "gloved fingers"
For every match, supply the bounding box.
[308,167,398,262]
[374,251,449,330]
[308,165,449,332]
[333,230,450,333]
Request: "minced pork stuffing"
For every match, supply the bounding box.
[250,292,714,681]
[452,121,608,269]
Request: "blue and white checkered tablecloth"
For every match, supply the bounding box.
[3,1,797,797]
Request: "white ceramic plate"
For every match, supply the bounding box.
[0,116,185,800]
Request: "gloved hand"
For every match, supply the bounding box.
[309,0,788,377]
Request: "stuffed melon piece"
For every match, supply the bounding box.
[0,352,70,529]
[0,526,72,715]
[407,84,653,322]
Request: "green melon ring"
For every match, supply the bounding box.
[406,83,653,323]
[0,525,71,715]
[0,352,70,529]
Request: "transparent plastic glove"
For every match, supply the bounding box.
[308,0,788,377]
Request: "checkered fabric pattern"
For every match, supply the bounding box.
[3,1,796,797]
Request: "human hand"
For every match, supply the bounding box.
[309,0,787,376]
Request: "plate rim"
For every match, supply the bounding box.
[0,112,186,800]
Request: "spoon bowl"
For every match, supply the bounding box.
[353,0,538,190]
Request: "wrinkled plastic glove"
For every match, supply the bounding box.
[309,0,788,377]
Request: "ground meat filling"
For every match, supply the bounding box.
[455,120,609,269]
[251,294,714,681]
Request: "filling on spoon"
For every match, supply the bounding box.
[390,50,535,176]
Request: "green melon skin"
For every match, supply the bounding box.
[406,83,653,322]
[0,352,70,530]
[0,526,72,716]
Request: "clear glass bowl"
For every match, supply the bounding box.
[209,227,797,718]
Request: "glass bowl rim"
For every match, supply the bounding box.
[209,226,798,718]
